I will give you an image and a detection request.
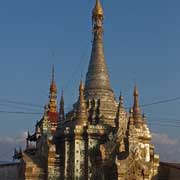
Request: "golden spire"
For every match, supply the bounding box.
[129,108,134,127]
[49,65,57,113]
[116,92,125,127]
[119,92,124,108]
[134,85,139,97]
[79,79,84,97]
[85,0,116,126]
[133,85,142,126]
[59,90,65,122]
[92,0,104,17]
[85,0,114,100]
[78,80,86,109]
[60,90,64,108]
[50,65,57,94]
[76,80,88,125]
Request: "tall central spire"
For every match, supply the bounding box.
[84,0,117,126]
[85,0,114,101]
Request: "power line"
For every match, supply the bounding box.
[0,103,42,111]
[0,110,42,115]
[63,45,89,92]
[148,122,180,128]
[0,99,42,108]
[0,95,180,116]
[149,117,180,123]
[141,96,180,108]
[124,96,180,110]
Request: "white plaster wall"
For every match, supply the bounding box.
[74,139,85,179]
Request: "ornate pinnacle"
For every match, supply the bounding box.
[49,66,57,113]
[119,92,124,109]
[76,80,88,125]
[142,113,147,124]
[133,85,142,124]
[59,90,65,122]
[116,92,125,127]
[78,80,86,108]
[129,108,134,126]
[92,0,104,34]
[92,0,104,18]
[50,65,57,94]
[134,85,139,96]
[79,80,84,96]
[52,64,55,81]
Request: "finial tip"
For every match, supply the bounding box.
[134,85,139,96]
[92,0,104,17]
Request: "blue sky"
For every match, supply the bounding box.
[0,0,180,160]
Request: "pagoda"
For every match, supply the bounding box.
[14,1,159,179]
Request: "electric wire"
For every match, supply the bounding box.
[0,96,180,116]
[148,122,180,128]
[0,93,180,151]
[0,103,42,111]
[141,96,180,108]
[0,110,42,115]
[124,96,180,110]
[0,99,42,108]
[149,118,180,124]
[63,45,89,92]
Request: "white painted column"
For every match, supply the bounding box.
[74,125,85,180]
[64,139,70,179]
[87,126,98,180]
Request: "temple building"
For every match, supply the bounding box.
[13,0,160,179]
